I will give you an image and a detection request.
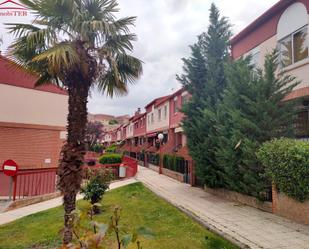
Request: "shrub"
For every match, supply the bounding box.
[163,154,186,173]
[105,144,118,154]
[257,138,309,202]
[99,153,122,164]
[80,169,112,213]
[90,143,104,153]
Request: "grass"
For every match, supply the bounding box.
[0,182,239,249]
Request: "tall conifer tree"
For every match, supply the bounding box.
[178,3,231,187]
[216,52,299,199]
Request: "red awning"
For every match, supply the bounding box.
[147,132,157,138]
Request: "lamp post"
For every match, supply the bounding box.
[158,133,164,174]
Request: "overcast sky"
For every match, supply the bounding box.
[0,0,278,116]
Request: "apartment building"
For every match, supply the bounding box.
[231,0,309,138]
[0,55,68,169]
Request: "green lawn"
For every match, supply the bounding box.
[0,183,238,249]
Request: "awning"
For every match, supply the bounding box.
[147,132,157,137]
[175,127,184,133]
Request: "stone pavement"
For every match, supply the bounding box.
[0,178,137,226]
[137,166,309,249]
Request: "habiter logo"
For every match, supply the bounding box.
[0,0,28,17]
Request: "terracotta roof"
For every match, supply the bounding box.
[0,55,67,95]
[155,95,171,107]
[145,94,171,109]
[129,112,146,122]
[230,0,295,45]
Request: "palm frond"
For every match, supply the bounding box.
[32,42,80,74]
[96,52,142,97]
[116,53,143,83]
[101,33,137,54]
[112,17,136,33]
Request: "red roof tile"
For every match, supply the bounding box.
[0,55,67,95]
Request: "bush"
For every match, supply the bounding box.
[163,154,186,173]
[90,143,104,153]
[81,169,112,213]
[105,144,118,154]
[257,138,309,202]
[99,153,122,164]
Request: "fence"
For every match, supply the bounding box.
[0,168,57,201]
[0,156,137,201]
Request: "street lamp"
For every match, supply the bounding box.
[158,133,164,174]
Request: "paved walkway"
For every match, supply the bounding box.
[0,178,137,226]
[137,166,309,249]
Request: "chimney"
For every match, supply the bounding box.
[135,108,141,116]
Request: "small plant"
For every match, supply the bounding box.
[61,204,154,249]
[99,154,122,165]
[81,169,113,213]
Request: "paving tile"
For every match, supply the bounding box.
[137,166,309,249]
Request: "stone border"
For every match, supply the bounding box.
[204,186,272,213]
[4,192,61,212]
[141,181,250,249]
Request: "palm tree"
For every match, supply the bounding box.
[7,0,142,244]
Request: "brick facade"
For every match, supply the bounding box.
[0,123,65,169]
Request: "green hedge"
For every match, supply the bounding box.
[257,138,309,202]
[163,154,186,174]
[99,153,122,165]
[105,144,117,154]
[90,143,104,153]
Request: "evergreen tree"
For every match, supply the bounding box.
[177,3,231,187]
[216,52,299,199]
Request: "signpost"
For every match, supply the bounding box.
[2,159,19,200]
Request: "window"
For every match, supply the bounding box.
[173,98,178,113]
[151,113,154,124]
[148,115,150,125]
[250,51,260,68]
[279,26,308,67]
[181,94,189,107]
[158,108,161,121]
[164,105,167,119]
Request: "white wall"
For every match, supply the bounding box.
[126,123,134,138]
[0,84,68,127]
[146,101,169,133]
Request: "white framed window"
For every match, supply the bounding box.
[151,113,154,124]
[158,108,161,121]
[164,105,167,119]
[278,25,308,67]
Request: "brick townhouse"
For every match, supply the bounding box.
[231,0,309,138]
[0,55,68,169]
[105,88,195,185]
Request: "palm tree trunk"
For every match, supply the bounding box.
[57,78,90,245]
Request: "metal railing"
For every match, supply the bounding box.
[0,168,57,201]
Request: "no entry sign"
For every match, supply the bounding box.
[2,159,19,177]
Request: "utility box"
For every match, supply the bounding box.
[119,164,126,178]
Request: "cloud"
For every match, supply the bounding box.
[0,0,278,116]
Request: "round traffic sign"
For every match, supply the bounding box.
[2,159,19,177]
